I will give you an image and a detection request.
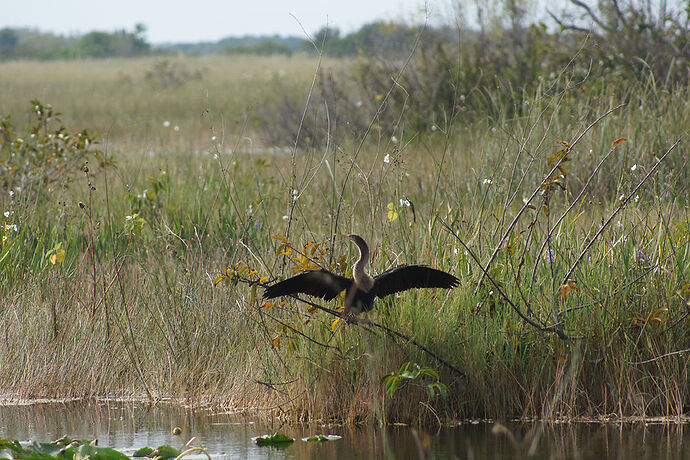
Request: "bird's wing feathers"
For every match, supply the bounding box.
[373,265,459,299]
[263,269,352,301]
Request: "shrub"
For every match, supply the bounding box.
[0,100,106,194]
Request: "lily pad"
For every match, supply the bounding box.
[75,444,130,460]
[132,446,154,457]
[150,445,181,459]
[301,434,342,442]
[252,433,295,447]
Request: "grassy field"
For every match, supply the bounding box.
[0,54,688,424]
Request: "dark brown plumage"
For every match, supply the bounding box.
[263,234,459,314]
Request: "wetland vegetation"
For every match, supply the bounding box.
[0,1,688,427]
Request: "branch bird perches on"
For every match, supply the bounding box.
[263,234,459,315]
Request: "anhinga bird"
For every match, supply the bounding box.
[263,234,459,314]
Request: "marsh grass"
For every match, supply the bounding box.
[0,55,688,424]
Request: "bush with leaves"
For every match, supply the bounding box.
[0,100,108,194]
[549,0,689,88]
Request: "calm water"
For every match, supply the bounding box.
[0,401,688,459]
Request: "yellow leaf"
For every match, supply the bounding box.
[248,269,258,276]
[612,138,626,146]
[280,247,293,256]
[331,319,340,332]
[213,275,226,286]
[387,202,398,222]
[50,249,65,265]
[648,308,668,322]
[262,301,274,309]
[259,276,268,283]
[271,332,282,348]
[547,148,569,166]
[272,235,288,242]
[559,280,579,300]
[225,267,233,277]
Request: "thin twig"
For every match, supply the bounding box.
[628,348,690,365]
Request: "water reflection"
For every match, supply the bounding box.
[0,401,687,459]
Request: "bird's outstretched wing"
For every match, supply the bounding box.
[373,265,459,299]
[263,269,352,301]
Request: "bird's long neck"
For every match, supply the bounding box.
[351,236,374,290]
[353,244,369,283]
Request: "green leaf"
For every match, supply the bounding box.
[418,367,439,380]
[150,445,181,459]
[382,375,401,397]
[425,383,436,398]
[133,446,154,457]
[253,433,294,447]
[75,444,130,460]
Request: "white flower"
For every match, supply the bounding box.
[459,95,465,102]
[491,127,496,133]
[3,211,9,218]
[399,199,410,207]
[619,195,625,201]
[163,121,171,128]
[5,224,17,232]
[8,190,14,197]
[292,189,298,202]
[211,136,217,141]
[634,194,639,203]
[213,153,218,159]
[355,101,363,108]
[545,249,554,264]
[247,204,253,214]
[589,149,593,154]
[173,125,180,132]
[453,248,458,255]
[383,154,390,164]
[391,136,398,144]
[483,179,492,185]
[282,215,289,221]
[431,125,437,131]
[630,164,637,172]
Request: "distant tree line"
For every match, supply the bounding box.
[1,0,687,91]
[0,24,149,60]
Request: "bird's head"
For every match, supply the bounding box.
[343,234,369,257]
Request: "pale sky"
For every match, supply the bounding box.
[2,0,452,43]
